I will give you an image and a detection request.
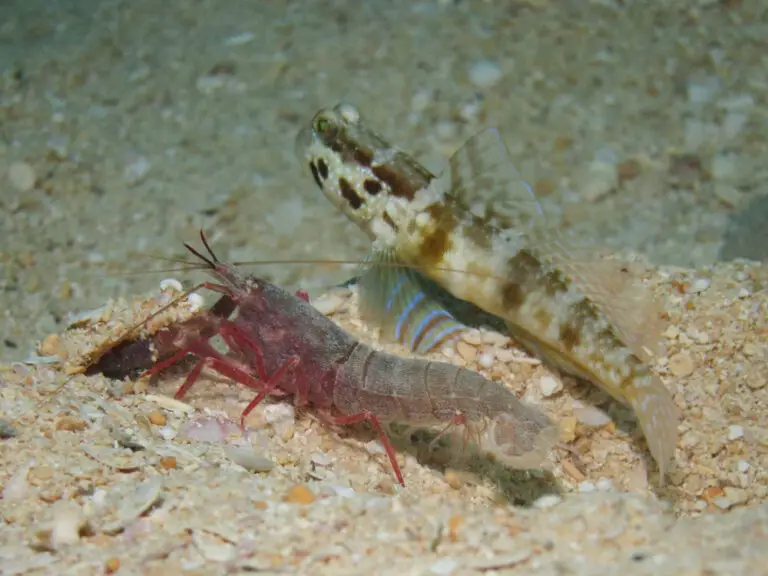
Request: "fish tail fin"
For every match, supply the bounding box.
[627,373,679,485]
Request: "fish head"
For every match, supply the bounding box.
[296,103,436,243]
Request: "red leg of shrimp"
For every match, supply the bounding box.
[321,410,405,486]
[141,322,295,425]
[238,356,299,428]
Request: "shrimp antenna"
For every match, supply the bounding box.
[198,229,220,263]
[183,240,216,269]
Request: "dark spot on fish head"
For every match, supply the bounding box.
[338,178,363,210]
[363,179,382,196]
[317,158,329,179]
[309,162,323,189]
[371,163,416,201]
[354,147,374,167]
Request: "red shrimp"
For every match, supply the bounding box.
[135,230,557,486]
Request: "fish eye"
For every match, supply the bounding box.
[314,116,331,134]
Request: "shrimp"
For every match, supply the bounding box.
[130,230,558,486]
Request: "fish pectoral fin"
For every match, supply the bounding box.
[357,247,466,354]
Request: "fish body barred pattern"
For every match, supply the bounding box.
[169,233,558,484]
[298,103,679,482]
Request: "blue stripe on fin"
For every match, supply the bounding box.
[395,290,425,341]
[357,247,468,354]
[385,275,408,312]
[408,308,449,350]
[415,320,465,355]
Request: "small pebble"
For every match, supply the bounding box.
[284,484,316,504]
[159,456,177,470]
[0,419,18,439]
[559,416,578,443]
[714,183,742,208]
[573,406,612,427]
[538,375,562,397]
[448,515,463,543]
[51,502,88,548]
[144,394,195,414]
[737,460,750,473]
[561,459,586,482]
[578,481,597,493]
[455,341,477,363]
[311,452,332,467]
[312,294,345,316]
[224,32,255,46]
[39,333,66,358]
[714,487,749,510]
[444,470,462,490]
[148,411,167,426]
[430,558,458,575]
[724,487,749,506]
[55,416,88,432]
[495,348,518,363]
[8,161,36,192]
[468,59,502,89]
[617,159,641,182]
[460,330,483,346]
[668,352,694,377]
[596,478,614,492]
[159,278,183,292]
[225,446,275,473]
[32,465,54,481]
[477,351,494,369]
[482,331,509,346]
[105,558,120,574]
[688,277,711,294]
[533,494,562,509]
[124,156,151,185]
[727,424,744,441]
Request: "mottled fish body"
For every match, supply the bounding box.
[297,103,679,482]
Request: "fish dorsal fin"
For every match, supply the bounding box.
[434,127,547,236]
[437,127,665,362]
[357,246,466,354]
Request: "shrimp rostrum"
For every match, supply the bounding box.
[144,231,558,486]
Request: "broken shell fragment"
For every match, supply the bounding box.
[102,477,164,535]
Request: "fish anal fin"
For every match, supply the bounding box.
[529,233,666,363]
